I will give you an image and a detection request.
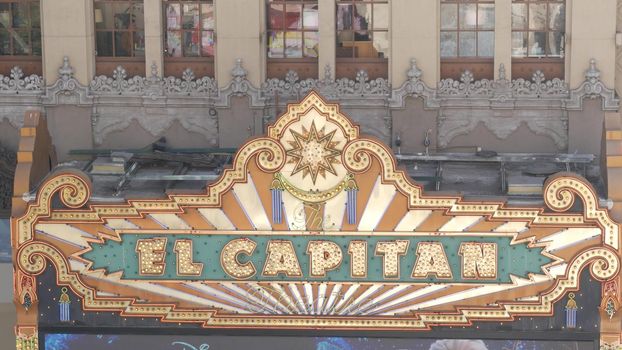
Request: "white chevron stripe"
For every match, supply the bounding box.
[330,284,361,314]
[365,285,448,315]
[338,284,383,315]
[358,176,397,231]
[232,175,272,230]
[394,275,552,314]
[356,284,411,314]
[439,216,484,232]
[105,219,139,230]
[288,283,308,313]
[541,228,601,252]
[317,283,327,314]
[494,221,528,233]
[149,214,191,229]
[394,210,433,231]
[282,191,306,230]
[217,282,281,314]
[77,260,249,312]
[197,208,235,230]
[321,284,342,315]
[35,223,94,248]
[323,191,347,231]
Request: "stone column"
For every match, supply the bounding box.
[318,0,336,79]
[215,0,264,88]
[390,0,439,87]
[494,0,512,79]
[144,0,164,78]
[41,0,95,85]
[567,0,616,88]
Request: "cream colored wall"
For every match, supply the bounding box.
[41,0,95,85]
[214,0,264,87]
[35,0,620,89]
[494,0,511,79]
[144,0,164,77]
[318,0,336,79]
[568,0,617,88]
[390,0,439,87]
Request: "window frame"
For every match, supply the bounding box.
[266,0,319,60]
[335,0,389,60]
[163,0,215,59]
[94,0,145,59]
[0,0,41,57]
[511,0,565,59]
[439,0,495,59]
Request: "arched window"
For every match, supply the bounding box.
[0,0,41,75]
[511,0,565,79]
[94,0,145,76]
[440,0,494,80]
[163,0,215,78]
[336,0,389,79]
[267,0,319,79]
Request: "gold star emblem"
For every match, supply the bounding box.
[286,122,341,184]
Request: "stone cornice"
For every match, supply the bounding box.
[0,56,616,111]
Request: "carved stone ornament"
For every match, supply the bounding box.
[42,56,92,106]
[90,64,219,98]
[567,58,619,110]
[1,56,615,110]
[0,56,618,148]
[0,66,43,94]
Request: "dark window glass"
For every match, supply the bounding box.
[440,0,494,58]
[164,1,214,58]
[512,0,565,58]
[94,0,145,57]
[336,0,389,58]
[267,0,318,58]
[0,1,40,57]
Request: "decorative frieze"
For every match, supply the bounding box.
[0,56,616,109]
[0,56,617,148]
[0,66,43,94]
[511,70,568,98]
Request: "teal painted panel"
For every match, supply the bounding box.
[83,234,551,283]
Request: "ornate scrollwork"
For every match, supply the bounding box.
[15,172,91,244]
[162,68,218,96]
[90,66,147,94]
[261,70,317,98]
[329,69,391,97]
[342,140,374,174]
[437,70,495,98]
[0,66,43,93]
[43,56,92,105]
[512,70,568,98]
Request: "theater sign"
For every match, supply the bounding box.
[12,92,622,347]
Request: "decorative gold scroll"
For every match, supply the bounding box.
[12,92,622,331]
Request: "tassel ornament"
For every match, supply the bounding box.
[271,177,284,224]
[565,292,577,328]
[59,287,71,322]
[345,175,358,225]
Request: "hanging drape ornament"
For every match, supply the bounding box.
[601,280,619,319]
[18,274,36,311]
[59,287,71,322]
[606,299,617,319]
[565,292,577,328]
[271,176,284,224]
[345,175,358,225]
[22,293,32,310]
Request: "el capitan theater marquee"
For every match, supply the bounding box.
[11,92,622,350]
